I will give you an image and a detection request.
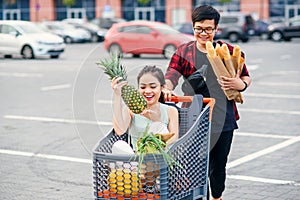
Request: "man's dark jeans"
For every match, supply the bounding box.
[209,130,234,198]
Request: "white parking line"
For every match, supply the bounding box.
[238,108,300,115]
[0,148,299,187]
[0,149,92,164]
[0,72,43,78]
[272,70,299,75]
[227,175,299,186]
[280,54,291,60]
[97,100,113,104]
[246,64,259,70]
[244,93,300,99]
[235,132,295,139]
[256,82,300,87]
[3,115,112,126]
[3,114,300,178]
[227,135,300,169]
[41,84,71,91]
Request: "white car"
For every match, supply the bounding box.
[40,21,92,43]
[0,20,66,59]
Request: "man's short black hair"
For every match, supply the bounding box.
[192,5,220,26]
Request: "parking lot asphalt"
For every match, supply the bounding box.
[1,39,300,199]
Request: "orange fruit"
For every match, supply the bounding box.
[97,191,103,197]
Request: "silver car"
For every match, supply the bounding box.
[0,20,65,59]
[268,16,300,41]
[215,12,255,43]
[40,21,92,43]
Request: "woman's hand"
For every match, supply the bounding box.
[140,103,161,122]
[111,77,127,96]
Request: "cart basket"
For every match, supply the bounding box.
[93,95,215,200]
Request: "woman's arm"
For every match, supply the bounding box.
[166,106,179,145]
[111,77,131,135]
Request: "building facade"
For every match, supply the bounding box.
[1,0,300,24]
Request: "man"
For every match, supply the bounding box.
[164,5,251,200]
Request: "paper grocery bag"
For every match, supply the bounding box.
[206,55,241,101]
[224,56,244,103]
[231,56,245,73]
[223,59,236,78]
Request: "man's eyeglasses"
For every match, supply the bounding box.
[193,27,215,34]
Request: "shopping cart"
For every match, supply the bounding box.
[93,95,215,200]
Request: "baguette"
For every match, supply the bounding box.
[233,45,241,58]
[215,43,224,60]
[221,44,231,60]
[222,44,236,77]
[205,41,243,103]
[232,45,241,72]
[233,45,245,70]
[238,57,245,72]
[206,41,216,58]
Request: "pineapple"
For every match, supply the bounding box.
[97,54,147,114]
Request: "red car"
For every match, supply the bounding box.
[104,20,194,58]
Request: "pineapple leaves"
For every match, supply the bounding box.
[96,53,147,114]
[96,53,127,81]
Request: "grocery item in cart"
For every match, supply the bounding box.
[136,124,181,172]
[112,140,134,154]
[93,95,214,199]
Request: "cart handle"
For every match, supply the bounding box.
[170,96,215,121]
[169,96,193,103]
[203,97,215,121]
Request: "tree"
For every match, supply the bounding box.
[138,0,151,6]
[218,0,232,3]
[63,0,76,7]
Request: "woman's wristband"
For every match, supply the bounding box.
[239,81,248,92]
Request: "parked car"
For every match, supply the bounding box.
[215,12,255,43]
[0,20,65,59]
[254,19,270,39]
[267,16,300,41]
[40,21,91,43]
[62,18,106,42]
[90,17,127,30]
[173,22,193,35]
[104,20,194,59]
[268,17,285,24]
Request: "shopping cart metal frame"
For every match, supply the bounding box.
[93,95,215,200]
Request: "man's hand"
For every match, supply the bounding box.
[162,88,176,101]
[218,69,245,91]
[163,79,176,101]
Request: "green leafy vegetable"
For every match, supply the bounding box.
[136,125,182,174]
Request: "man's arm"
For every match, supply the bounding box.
[165,79,174,90]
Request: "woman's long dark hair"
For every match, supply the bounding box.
[137,65,166,103]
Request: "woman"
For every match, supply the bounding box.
[112,65,179,151]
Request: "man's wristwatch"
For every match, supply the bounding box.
[239,81,248,92]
